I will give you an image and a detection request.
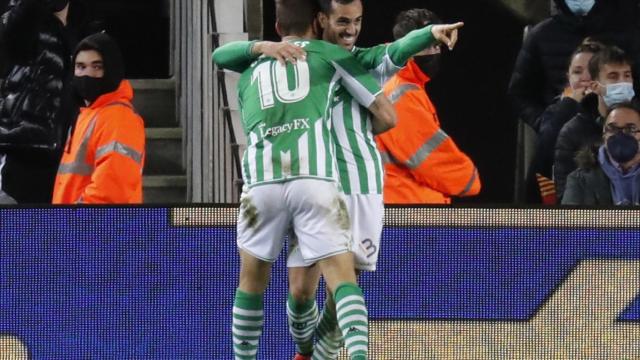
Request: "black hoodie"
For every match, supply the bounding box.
[72,32,125,98]
[508,0,640,131]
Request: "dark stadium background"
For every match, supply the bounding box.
[0,0,171,79]
[0,0,532,203]
[2,1,639,203]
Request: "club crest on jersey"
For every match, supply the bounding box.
[258,118,311,138]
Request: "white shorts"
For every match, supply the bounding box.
[289,193,383,271]
[236,179,351,263]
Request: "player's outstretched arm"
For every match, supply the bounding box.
[431,22,464,50]
[385,25,436,67]
[385,21,463,69]
[368,94,397,135]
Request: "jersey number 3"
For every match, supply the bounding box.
[252,61,310,110]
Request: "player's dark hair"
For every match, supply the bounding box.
[318,0,359,15]
[277,0,320,36]
[392,8,441,40]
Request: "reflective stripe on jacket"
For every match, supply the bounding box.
[376,59,480,204]
[52,80,145,204]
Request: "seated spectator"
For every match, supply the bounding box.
[554,45,635,200]
[562,102,640,205]
[527,40,603,203]
[52,33,145,204]
[376,8,480,204]
[508,0,640,131]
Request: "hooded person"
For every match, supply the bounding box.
[52,33,145,204]
[0,0,95,203]
[508,0,640,131]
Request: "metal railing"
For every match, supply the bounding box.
[209,0,243,202]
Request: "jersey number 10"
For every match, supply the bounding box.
[252,61,310,110]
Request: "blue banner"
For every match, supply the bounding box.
[0,207,638,359]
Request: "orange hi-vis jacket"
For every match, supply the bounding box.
[52,80,145,204]
[376,59,480,204]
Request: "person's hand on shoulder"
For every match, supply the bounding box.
[252,41,307,65]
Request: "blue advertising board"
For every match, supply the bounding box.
[0,207,638,359]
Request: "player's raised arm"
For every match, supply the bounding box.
[385,25,437,67]
[384,14,463,68]
[431,22,464,50]
[212,41,258,73]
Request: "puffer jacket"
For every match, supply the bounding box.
[0,0,82,152]
[508,0,640,131]
[553,93,603,201]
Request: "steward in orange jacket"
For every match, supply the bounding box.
[52,33,145,204]
[376,57,480,204]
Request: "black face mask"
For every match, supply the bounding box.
[414,54,441,78]
[49,0,69,12]
[73,76,105,104]
[606,132,639,164]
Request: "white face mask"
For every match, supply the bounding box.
[603,82,635,107]
[565,0,596,16]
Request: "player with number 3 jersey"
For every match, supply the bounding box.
[213,1,397,359]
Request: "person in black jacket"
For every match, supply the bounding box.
[563,102,640,205]
[526,40,603,203]
[508,0,640,132]
[0,0,92,203]
[554,45,636,200]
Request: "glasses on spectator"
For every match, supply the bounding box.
[604,123,640,135]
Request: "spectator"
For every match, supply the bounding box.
[0,0,94,203]
[376,8,480,204]
[527,40,603,203]
[508,0,640,132]
[52,33,145,204]
[563,102,640,205]
[554,45,635,200]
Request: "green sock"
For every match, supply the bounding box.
[232,289,264,360]
[312,296,343,360]
[287,293,319,355]
[334,283,368,360]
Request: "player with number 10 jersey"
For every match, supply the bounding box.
[237,39,382,188]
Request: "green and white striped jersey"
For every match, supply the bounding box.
[211,25,436,191]
[235,39,382,187]
[332,25,436,194]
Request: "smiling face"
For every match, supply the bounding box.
[318,0,363,51]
